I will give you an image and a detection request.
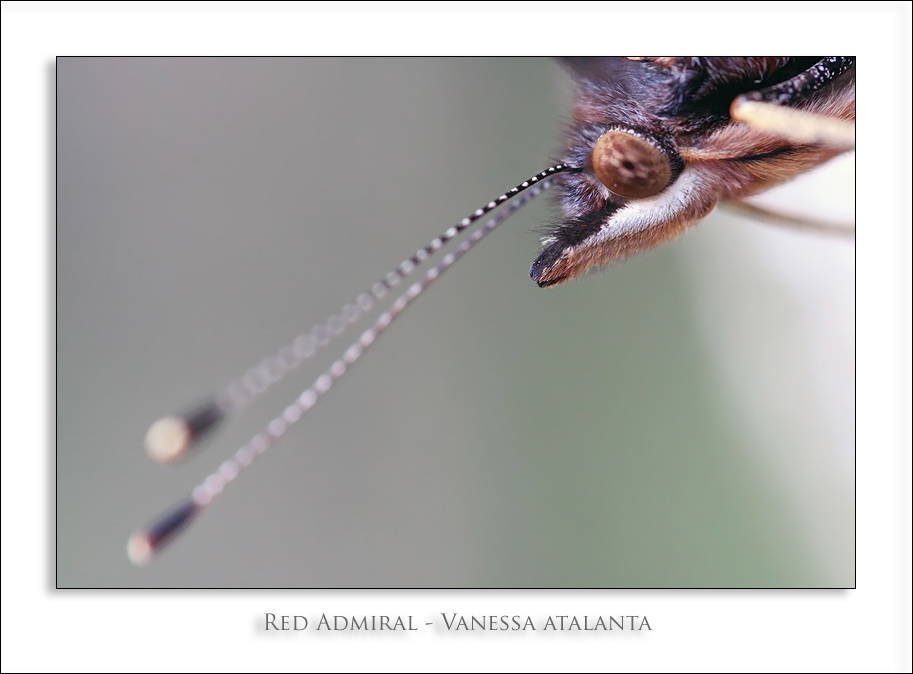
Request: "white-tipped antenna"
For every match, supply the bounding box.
[130,166,573,563]
[144,165,572,464]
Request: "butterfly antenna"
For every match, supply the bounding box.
[129,166,573,563]
[144,165,574,464]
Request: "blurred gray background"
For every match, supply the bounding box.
[56,58,854,588]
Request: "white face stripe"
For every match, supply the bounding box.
[536,167,719,281]
[594,167,710,241]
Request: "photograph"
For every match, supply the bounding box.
[56,57,855,589]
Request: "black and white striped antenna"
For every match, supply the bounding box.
[129,164,574,564]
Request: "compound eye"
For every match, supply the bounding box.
[592,129,673,199]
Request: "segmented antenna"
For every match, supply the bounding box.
[129,166,573,564]
[144,165,573,465]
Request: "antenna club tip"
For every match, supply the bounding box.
[127,531,154,566]
[145,415,192,464]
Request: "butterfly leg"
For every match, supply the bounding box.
[730,56,855,150]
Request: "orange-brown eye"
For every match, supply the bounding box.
[592,130,673,199]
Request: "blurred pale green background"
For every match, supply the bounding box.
[56,58,854,588]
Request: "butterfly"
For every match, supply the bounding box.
[128,57,855,566]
